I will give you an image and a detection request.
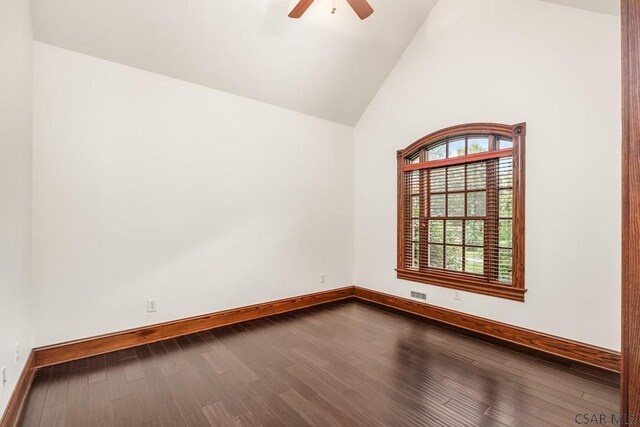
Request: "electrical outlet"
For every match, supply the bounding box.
[1,366,6,388]
[454,291,462,301]
[410,290,427,301]
[320,274,326,284]
[147,299,158,313]
[15,342,19,363]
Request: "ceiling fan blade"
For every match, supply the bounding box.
[345,0,374,19]
[288,0,315,18]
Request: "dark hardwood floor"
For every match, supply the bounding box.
[20,300,620,426]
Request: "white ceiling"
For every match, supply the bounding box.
[30,0,619,126]
[30,0,438,125]
[540,0,619,16]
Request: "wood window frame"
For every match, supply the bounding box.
[396,122,526,302]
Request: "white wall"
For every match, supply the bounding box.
[31,0,621,352]
[0,0,33,416]
[32,43,353,346]
[354,0,621,350]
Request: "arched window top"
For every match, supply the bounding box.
[399,123,525,165]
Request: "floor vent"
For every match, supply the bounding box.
[410,291,427,300]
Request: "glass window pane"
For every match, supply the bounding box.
[412,219,420,241]
[467,163,486,190]
[430,194,445,217]
[468,137,489,154]
[428,220,444,243]
[465,220,484,246]
[447,193,465,217]
[407,153,420,164]
[430,169,446,193]
[448,138,466,158]
[465,247,484,274]
[499,138,513,149]
[428,244,443,269]
[498,157,513,188]
[447,166,465,191]
[467,191,486,217]
[445,220,463,244]
[499,249,513,281]
[428,143,446,161]
[445,246,463,271]
[412,243,419,269]
[412,196,420,218]
[499,189,513,218]
[499,219,512,248]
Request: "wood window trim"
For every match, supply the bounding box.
[622,0,640,416]
[396,122,526,302]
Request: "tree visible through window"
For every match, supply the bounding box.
[396,123,526,302]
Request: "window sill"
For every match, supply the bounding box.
[396,268,526,302]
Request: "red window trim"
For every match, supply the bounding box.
[402,148,513,172]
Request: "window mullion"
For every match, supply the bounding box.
[443,162,449,269]
[485,136,499,281]
[462,152,468,273]
[419,149,429,271]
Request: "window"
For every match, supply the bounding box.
[396,123,526,301]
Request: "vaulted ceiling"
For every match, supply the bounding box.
[30,0,619,126]
[539,0,619,15]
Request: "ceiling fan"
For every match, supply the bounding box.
[288,0,374,20]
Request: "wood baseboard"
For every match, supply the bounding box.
[352,286,621,373]
[0,351,35,427]
[3,284,619,425]
[33,286,354,368]
[33,285,621,373]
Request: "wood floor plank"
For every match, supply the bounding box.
[19,371,51,427]
[163,372,210,426]
[104,351,130,401]
[42,364,69,408]
[279,389,335,427]
[86,354,107,384]
[18,301,620,426]
[202,401,235,425]
[39,403,67,427]
[121,355,145,382]
[66,368,88,405]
